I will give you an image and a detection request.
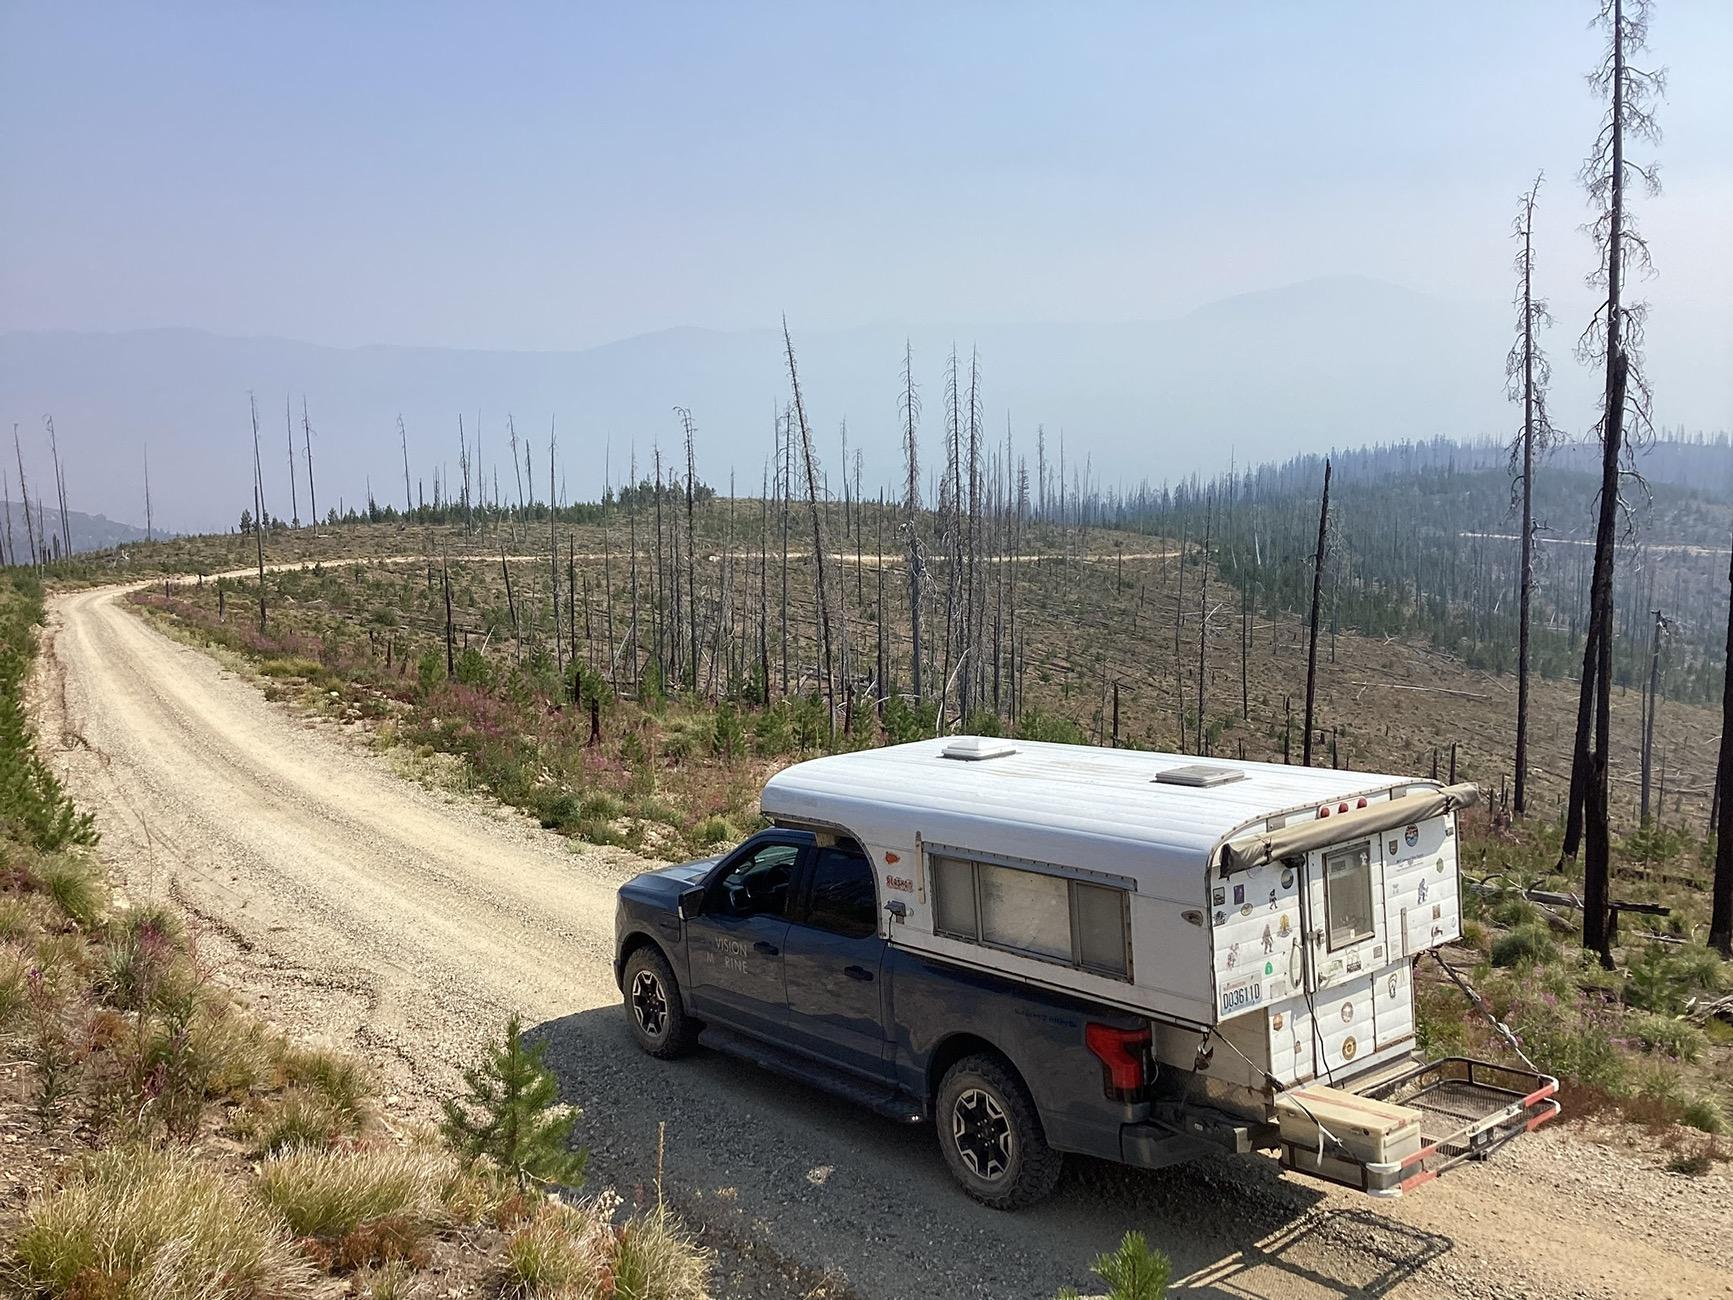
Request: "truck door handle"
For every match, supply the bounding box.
[753,940,779,957]
[844,965,875,982]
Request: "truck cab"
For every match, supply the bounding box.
[615,828,1167,1209]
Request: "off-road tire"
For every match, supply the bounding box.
[622,945,697,1060]
[935,1052,1063,1209]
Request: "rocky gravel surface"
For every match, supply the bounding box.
[30,579,1733,1300]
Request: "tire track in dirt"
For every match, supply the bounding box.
[31,581,1732,1300]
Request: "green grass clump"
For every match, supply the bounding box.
[536,790,582,831]
[687,815,734,851]
[503,1204,607,1297]
[608,1204,713,1300]
[1511,1000,1628,1093]
[258,656,326,680]
[254,1147,455,1240]
[0,945,29,1035]
[1489,922,1557,968]
[33,855,107,929]
[13,1145,314,1299]
[0,574,97,853]
[1625,1011,1706,1062]
[275,1041,372,1120]
[240,1088,357,1155]
[1681,1093,1728,1135]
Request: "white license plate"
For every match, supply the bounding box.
[1220,978,1263,1016]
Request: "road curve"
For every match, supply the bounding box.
[33,582,1733,1300]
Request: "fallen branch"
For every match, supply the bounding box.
[1347,682,1488,700]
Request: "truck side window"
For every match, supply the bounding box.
[712,842,799,920]
[931,851,1131,979]
[803,846,877,938]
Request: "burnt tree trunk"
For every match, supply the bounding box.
[1712,531,1733,955]
[1302,460,1331,766]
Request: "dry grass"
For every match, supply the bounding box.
[11,1145,317,1300]
[501,1199,712,1300]
[237,1087,358,1155]
[254,1146,457,1241]
[608,1204,712,1300]
[32,853,108,929]
[273,1040,372,1119]
[503,1203,611,1297]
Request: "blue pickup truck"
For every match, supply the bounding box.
[613,826,1223,1209]
[615,740,1556,1208]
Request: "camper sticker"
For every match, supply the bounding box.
[1405,824,1420,848]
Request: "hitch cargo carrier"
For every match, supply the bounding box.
[1277,1056,1559,1196]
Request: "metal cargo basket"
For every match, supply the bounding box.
[1363,1056,1560,1193]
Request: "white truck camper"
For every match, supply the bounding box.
[761,736,1559,1197]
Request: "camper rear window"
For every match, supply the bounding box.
[931,853,1130,979]
[1324,842,1376,949]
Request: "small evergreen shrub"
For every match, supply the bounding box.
[1057,1230,1171,1300]
[1625,945,1690,1015]
[441,1014,587,1191]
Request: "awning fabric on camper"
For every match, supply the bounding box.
[1218,783,1479,874]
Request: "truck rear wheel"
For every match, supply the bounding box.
[936,1053,1063,1209]
[623,945,696,1059]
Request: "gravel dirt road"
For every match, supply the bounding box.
[31,581,1733,1300]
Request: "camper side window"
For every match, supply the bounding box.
[931,853,1130,979]
[1324,842,1376,949]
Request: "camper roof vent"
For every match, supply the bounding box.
[942,736,1018,762]
[1154,763,1246,788]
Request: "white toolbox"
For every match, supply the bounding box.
[1275,1084,1424,1166]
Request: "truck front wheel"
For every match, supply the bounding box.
[936,1053,1063,1209]
[622,945,697,1060]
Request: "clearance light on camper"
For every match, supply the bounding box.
[1316,805,1330,818]
[1085,1023,1151,1098]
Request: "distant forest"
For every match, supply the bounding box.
[1083,434,1733,707]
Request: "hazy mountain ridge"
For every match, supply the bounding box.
[3,275,1726,533]
[1,501,151,556]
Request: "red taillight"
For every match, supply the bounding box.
[1338,801,1350,814]
[1317,805,1330,818]
[1356,797,1368,809]
[1085,1023,1150,1096]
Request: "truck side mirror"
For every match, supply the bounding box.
[678,886,704,922]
